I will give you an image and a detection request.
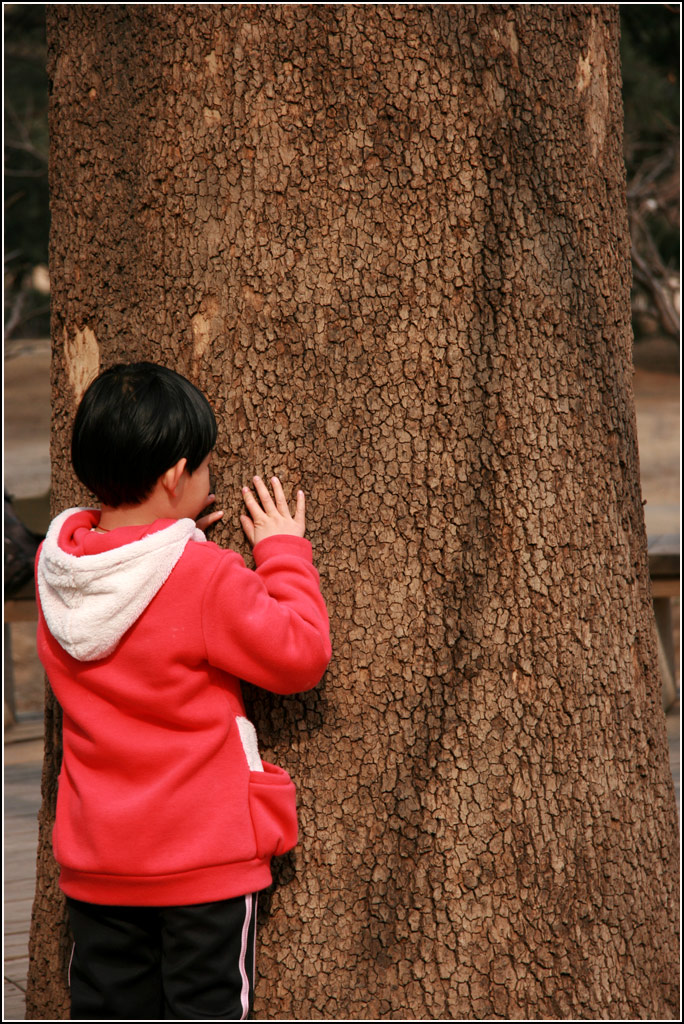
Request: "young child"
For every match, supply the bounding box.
[35,361,331,1020]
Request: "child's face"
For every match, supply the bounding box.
[178,453,213,521]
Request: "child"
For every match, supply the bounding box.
[35,361,331,1020]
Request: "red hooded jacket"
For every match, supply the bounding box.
[36,508,331,906]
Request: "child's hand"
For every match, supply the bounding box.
[196,494,224,534]
[240,476,306,547]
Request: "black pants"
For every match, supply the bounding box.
[66,894,257,1020]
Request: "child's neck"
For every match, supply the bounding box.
[96,488,177,532]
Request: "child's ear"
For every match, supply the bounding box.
[161,458,187,496]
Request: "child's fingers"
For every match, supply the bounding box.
[196,509,224,533]
[242,485,264,520]
[270,476,291,517]
[252,475,276,514]
[243,476,306,543]
[240,513,255,546]
[294,489,305,530]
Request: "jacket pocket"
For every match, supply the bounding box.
[248,761,298,859]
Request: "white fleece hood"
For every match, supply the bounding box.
[37,508,206,662]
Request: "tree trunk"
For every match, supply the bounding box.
[29,4,678,1019]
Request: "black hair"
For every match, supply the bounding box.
[71,362,218,507]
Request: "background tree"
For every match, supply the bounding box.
[620,4,680,341]
[28,5,678,1019]
[3,3,51,339]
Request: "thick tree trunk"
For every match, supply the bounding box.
[29,4,678,1019]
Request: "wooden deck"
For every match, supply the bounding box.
[2,710,680,1021]
[4,724,43,1022]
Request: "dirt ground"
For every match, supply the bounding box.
[3,337,680,720]
[633,367,680,536]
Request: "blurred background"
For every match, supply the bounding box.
[3,3,680,718]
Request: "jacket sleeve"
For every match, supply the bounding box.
[200,534,331,694]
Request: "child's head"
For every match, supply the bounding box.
[72,362,217,507]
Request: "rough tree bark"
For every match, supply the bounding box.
[28,4,678,1020]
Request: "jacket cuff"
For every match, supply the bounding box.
[252,534,314,566]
